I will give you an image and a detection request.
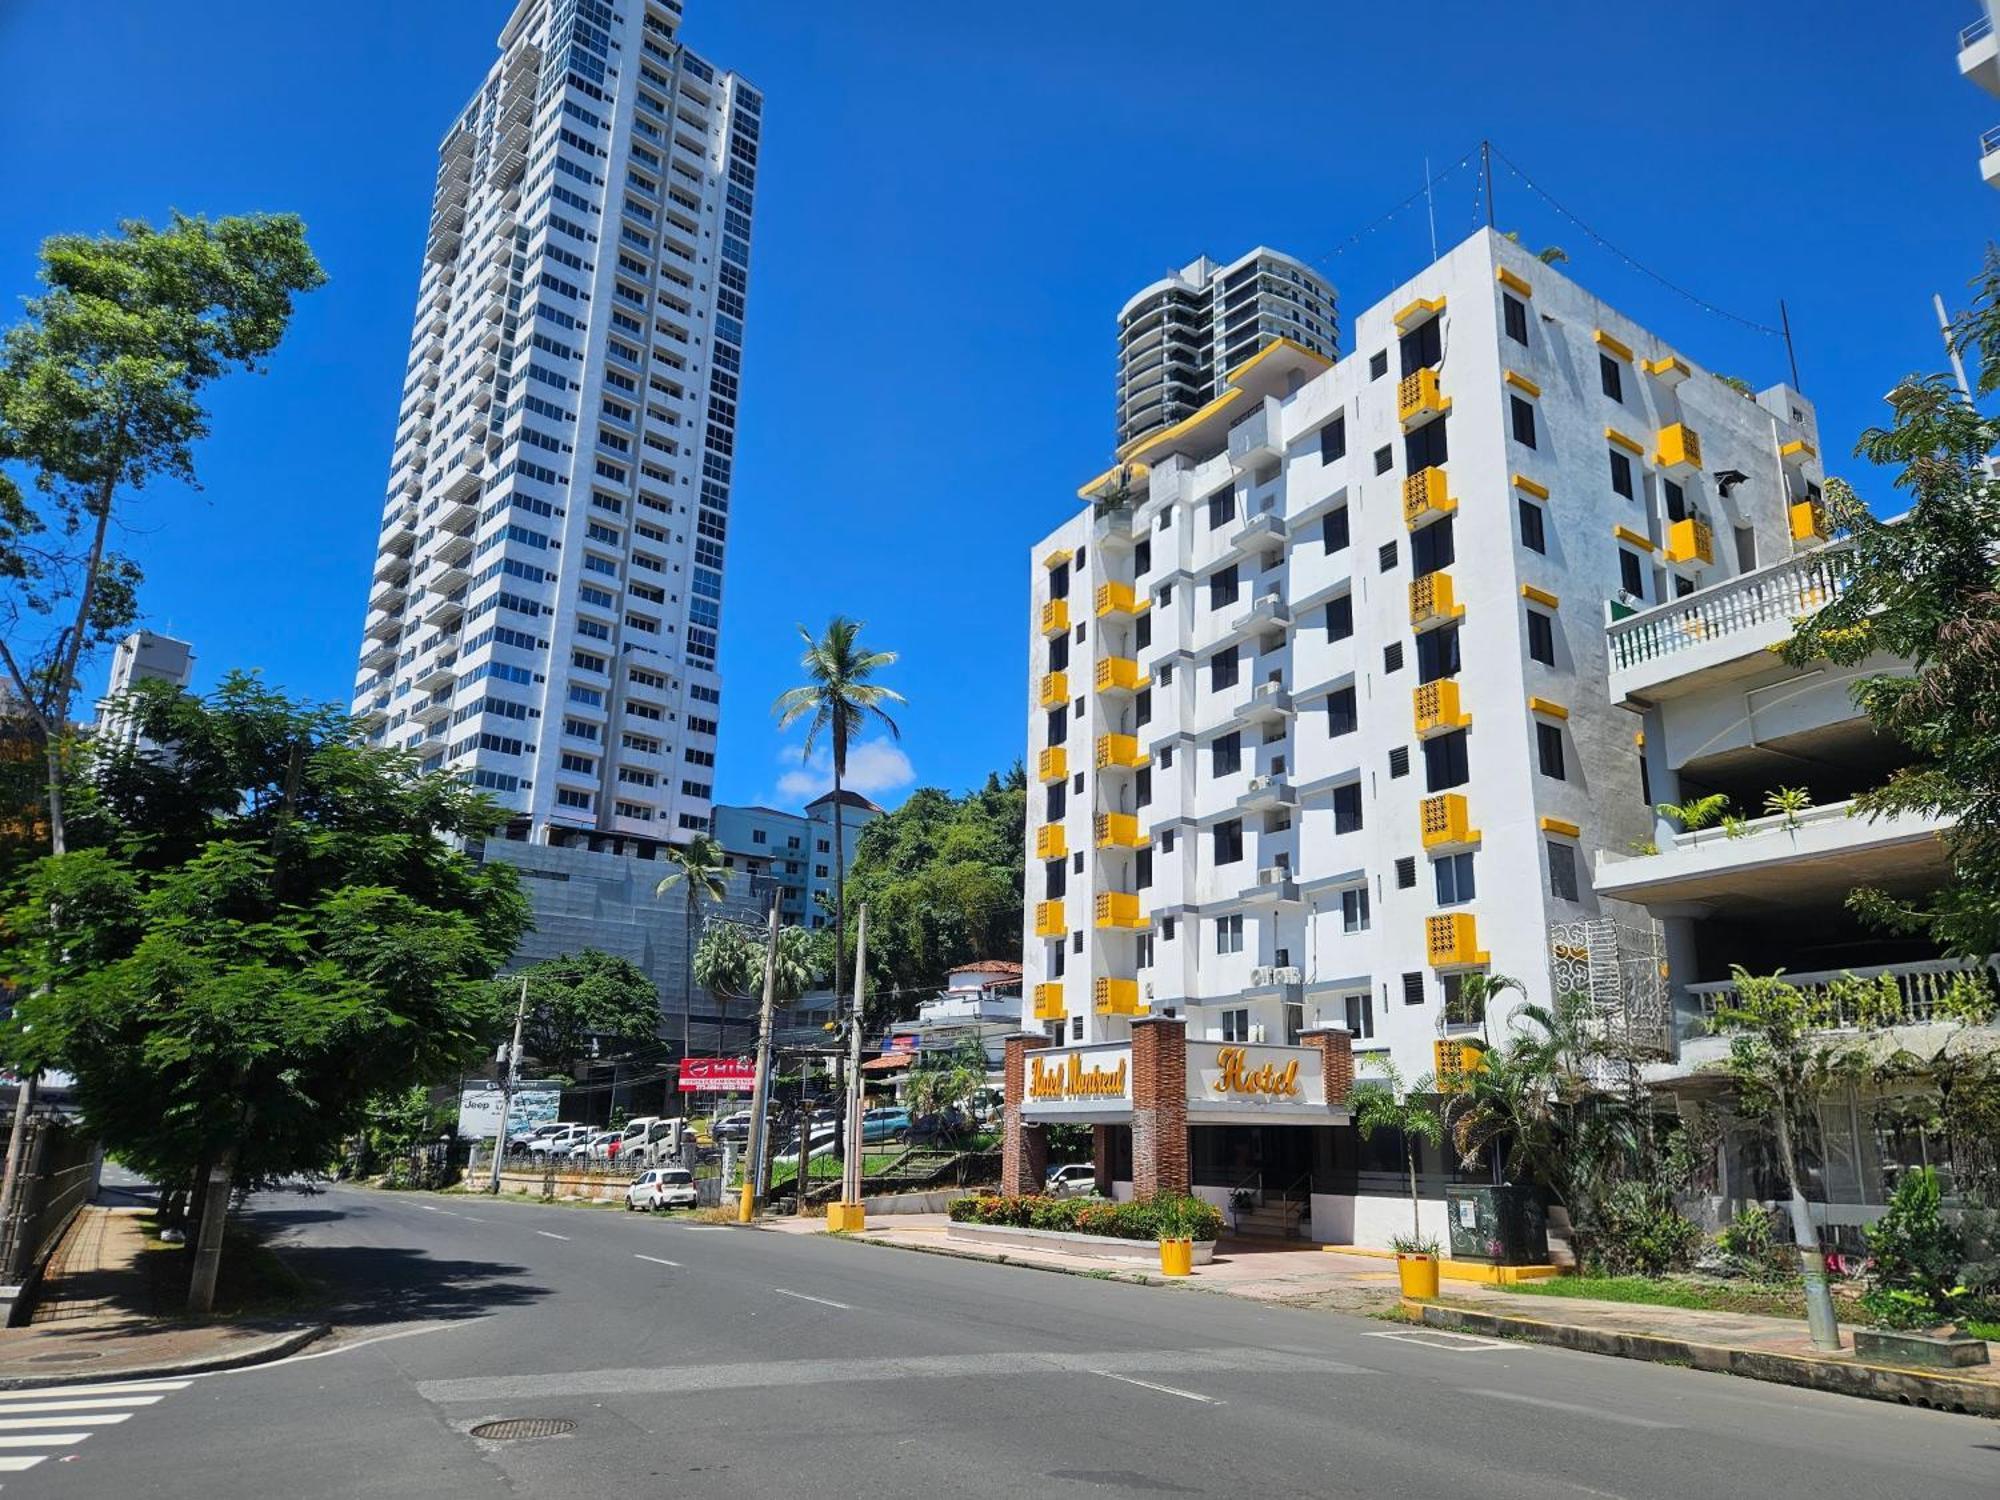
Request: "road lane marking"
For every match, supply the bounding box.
[420,1205,440,1213]
[0,1456,47,1471]
[1363,1329,1512,1352]
[771,1288,850,1310]
[0,1432,88,1447]
[536,1231,571,1241]
[0,1415,132,1429]
[1466,1388,1680,1430]
[461,1216,487,1223]
[1091,1371,1218,1404]
[678,1225,735,1232]
[0,1398,169,1414]
[634,1254,681,1267]
[200,1317,486,1376]
[0,1381,186,1400]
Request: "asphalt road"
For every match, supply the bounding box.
[9,1185,1995,1498]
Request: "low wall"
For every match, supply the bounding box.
[1308,1191,1450,1249]
[860,1189,959,1215]
[947,1221,1216,1265]
[492,1166,638,1203]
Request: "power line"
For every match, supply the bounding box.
[1310,148,1479,268]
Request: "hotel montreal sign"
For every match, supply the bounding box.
[1023,1045,1132,1116]
[1187,1042,1327,1116]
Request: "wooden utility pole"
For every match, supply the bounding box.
[488,975,530,1194]
[737,900,781,1222]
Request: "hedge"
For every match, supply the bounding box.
[947,1191,1223,1242]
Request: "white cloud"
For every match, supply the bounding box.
[770,736,914,805]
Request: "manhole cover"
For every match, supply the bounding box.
[26,1352,104,1364]
[470,1418,575,1442]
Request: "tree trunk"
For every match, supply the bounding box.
[187,1143,238,1315]
[832,767,847,1025]
[681,885,694,1111]
[1772,1105,1842,1350]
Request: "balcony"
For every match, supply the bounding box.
[1229,509,1287,559]
[1663,516,1714,566]
[433,530,475,567]
[1095,812,1149,849]
[1037,747,1068,784]
[1655,422,1703,474]
[1789,497,1831,543]
[411,694,453,727]
[1413,679,1469,739]
[1420,793,1478,851]
[1095,733,1148,771]
[1426,912,1488,969]
[364,608,403,643]
[1238,772,1297,813]
[368,581,408,614]
[1403,467,1455,530]
[1033,982,1065,1022]
[1242,864,1302,906]
[1231,587,1290,635]
[360,640,399,674]
[1094,656,1148,696]
[1040,599,1070,637]
[1984,126,2000,191]
[1605,543,1855,705]
[1235,680,1293,722]
[1682,958,2000,1053]
[1095,891,1148,930]
[1037,671,1070,709]
[1409,571,1463,631]
[1034,899,1065,939]
[1034,823,1067,861]
[1095,581,1147,618]
[416,659,458,694]
[1397,367,1449,431]
[1226,397,1280,471]
[1094,978,1144,1016]
[1961,13,2000,98]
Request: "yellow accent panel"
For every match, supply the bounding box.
[1094,977,1142,1016]
[1664,516,1714,566]
[1504,370,1541,397]
[1077,461,1151,502]
[1041,548,1073,570]
[1409,571,1464,630]
[1413,679,1469,739]
[1221,334,1334,389]
[1397,367,1450,429]
[1037,671,1070,708]
[1539,816,1581,837]
[1426,912,1488,969]
[1095,733,1148,770]
[1780,439,1817,464]
[1034,824,1067,860]
[1613,524,1655,552]
[1512,473,1549,500]
[1593,329,1634,361]
[1604,427,1644,456]
[1496,267,1533,297]
[1635,731,1645,747]
[1790,497,1831,542]
[1095,811,1149,849]
[1644,355,1691,382]
[1094,656,1148,694]
[1403,467,1455,530]
[1095,580,1148,617]
[1392,295,1447,330]
[1032,982,1064,1021]
[1520,584,1560,609]
[1034,900,1065,939]
[1528,696,1569,720]
[1036,747,1067,784]
[1321,1247,1562,1284]
[1039,598,1069,636]
[1420,793,1478,851]
[1094,891,1147,930]
[1434,1038,1488,1093]
[1655,422,1703,472]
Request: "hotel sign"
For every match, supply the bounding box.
[1186,1041,1327,1115]
[1022,1045,1132,1117]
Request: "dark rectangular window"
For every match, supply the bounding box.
[1213,818,1243,865]
[1527,609,1555,666]
[1327,686,1357,737]
[1411,516,1454,577]
[1663,479,1686,523]
[1609,449,1634,499]
[1402,971,1425,1006]
[1383,641,1404,674]
[1045,858,1066,898]
[1537,721,1566,780]
[1046,782,1065,821]
[1388,745,1410,778]
[1320,414,1347,462]
[1326,593,1354,641]
[1415,624,1460,685]
[1207,488,1236,530]
[1368,350,1388,380]
[1135,766,1151,807]
[1394,856,1416,890]
[1600,353,1624,402]
[1398,317,1442,377]
[1048,632,1069,672]
[1049,562,1069,600]
[1423,728,1469,791]
[1373,444,1393,475]
[1211,650,1239,692]
[1345,992,1374,1038]
[1210,564,1240,610]
[1619,549,1644,599]
[1333,781,1363,834]
[1548,840,1579,901]
[1404,413,1448,471]
[1134,538,1152,576]
[1047,705,1067,746]
[1135,612,1151,651]
[1510,395,1537,449]
[1503,295,1528,345]
[1378,540,1398,573]
[1519,498,1546,554]
[1434,851,1475,906]
[1135,847,1153,889]
[1135,686,1152,727]
[1322,506,1350,554]
[1212,731,1242,778]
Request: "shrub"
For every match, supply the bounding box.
[1591,1182,1703,1276]
[946,1191,1222,1242]
[1862,1167,1965,1329]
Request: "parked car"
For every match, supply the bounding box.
[527,1125,592,1158]
[572,1130,623,1162]
[1045,1163,1096,1197]
[710,1111,753,1144]
[860,1107,911,1144]
[624,1167,699,1212]
[508,1122,564,1153]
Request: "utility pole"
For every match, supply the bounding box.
[840,906,870,1225]
[1936,293,1974,399]
[488,975,529,1195]
[737,900,781,1223]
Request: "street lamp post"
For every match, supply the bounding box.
[488,975,529,1195]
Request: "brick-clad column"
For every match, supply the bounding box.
[1129,1015,1188,1198]
[1001,1034,1052,1196]
[1299,1027,1356,1108]
[1091,1123,1114,1193]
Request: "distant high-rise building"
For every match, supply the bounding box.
[95,630,195,747]
[712,790,885,928]
[1960,4,2000,188]
[1115,250,1337,452]
[352,0,761,856]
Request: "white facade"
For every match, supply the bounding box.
[352,0,758,853]
[1025,228,1827,1088]
[1959,3,2000,189]
[711,790,883,929]
[94,630,195,748]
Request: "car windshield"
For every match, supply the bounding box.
[662,1170,692,1183]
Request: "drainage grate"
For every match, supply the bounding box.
[470,1418,576,1442]
[26,1351,104,1364]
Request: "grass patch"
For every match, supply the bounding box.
[1503,1273,1860,1321]
[1965,1319,2000,1342]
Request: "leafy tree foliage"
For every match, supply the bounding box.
[690,921,822,1049]
[502,949,662,1079]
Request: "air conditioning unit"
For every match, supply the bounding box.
[1247,773,1273,794]
[1273,966,1303,985]
[1250,1024,1268,1044]
[1258,865,1290,886]
[1250,965,1276,986]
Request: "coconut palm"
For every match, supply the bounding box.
[656,834,729,1059]
[692,920,824,1052]
[1349,1059,1444,1241]
[773,617,904,1022]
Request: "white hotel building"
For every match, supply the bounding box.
[1014,228,1828,1242]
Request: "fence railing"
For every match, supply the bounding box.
[1966,14,1995,48]
[1606,543,1853,674]
[1684,956,2000,1035]
[0,1118,101,1292]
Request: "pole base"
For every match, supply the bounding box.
[827,1202,865,1234]
[737,1184,756,1223]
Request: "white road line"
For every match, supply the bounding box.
[0,1398,168,1414]
[535,1230,571,1241]
[1363,1330,1512,1352]
[1091,1370,1220,1404]
[634,1254,681,1268]
[420,1205,440,1213]
[0,1455,47,1471]
[1466,1388,1680,1430]
[461,1216,487,1223]
[0,1432,88,1447]
[0,1381,186,1401]
[679,1225,734,1232]
[198,1317,485,1377]
[0,1415,131,1429]
[770,1288,851,1310]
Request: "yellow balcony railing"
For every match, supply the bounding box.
[1433,1038,1488,1093]
[1094,656,1147,695]
[1094,581,1148,617]
[1397,367,1448,429]
[1095,891,1147,929]
[1095,733,1148,770]
[1426,912,1488,969]
[1040,598,1070,636]
[1034,899,1065,939]
[1655,422,1703,473]
[1409,571,1463,630]
[1037,671,1069,709]
[1419,793,1477,851]
[1094,977,1142,1016]
[1037,746,1068,784]
[1664,516,1714,566]
[1413,679,1469,739]
[1095,812,1149,849]
[1790,498,1830,542]
[1035,824,1067,860]
[1033,982,1065,1021]
[1402,467,1455,530]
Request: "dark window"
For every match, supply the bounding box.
[1510,395,1537,449]
[1378,540,1398,573]
[1618,549,1644,599]
[1503,295,1528,345]
[1411,516,1454,577]
[1048,633,1069,672]
[1415,624,1460,684]
[1135,613,1151,651]
[1398,317,1441,376]
[1394,856,1417,889]
[1045,858,1066,898]
[1675,575,1695,598]
[1600,353,1624,402]
[1046,782,1065,821]
[1135,687,1152,727]
[1388,745,1410,778]
[1434,851,1475,905]
[1213,818,1243,865]
[1368,350,1388,380]
[1073,851,1084,874]
[1207,488,1236,530]
[1547,840,1579,901]
[1136,847,1153,889]
[1536,721,1566,780]
[1049,562,1069,600]
[1519,498,1546,554]
[1162,915,1176,940]
[1424,728,1469,791]
[1047,705,1067,746]
[1327,686,1357,736]
[1210,565,1240,609]
[1345,992,1374,1038]
[1383,641,1404,674]
[1211,650,1239,692]
[1135,766,1151,807]
[1639,753,1651,806]
[1333,781,1363,834]
[1326,593,1354,641]
[1663,479,1686,523]
[1527,609,1555,666]
[1402,971,1425,1005]
[1134,538,1152,576]
[1159,744,1173,768]
[1609,449,1634,499]
[1373,444,1393,475]
[1212,731,1242,778]
[1322,506,1350,554]
[1404,413,1448,471]
[1320,414,1347,462]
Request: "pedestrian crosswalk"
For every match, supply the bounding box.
[0,1378,187,1481]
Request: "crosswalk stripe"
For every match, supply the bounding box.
[0,1414,131,1429]
[0,1380,186,1400]
[0,1455,48,1470]
[0,1397,167,1414]
[0,1432,88,1447]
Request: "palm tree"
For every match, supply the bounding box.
[1446,969,1526,1044]
[656,834,728,1058]
[773,617,904,1027]
[1350,1059,1444,1242]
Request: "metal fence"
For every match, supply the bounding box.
[0,1118,101,1296]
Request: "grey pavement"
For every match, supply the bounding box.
[9,1184,1993,1498]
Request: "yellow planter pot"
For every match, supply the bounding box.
[1158,1238,1194,1277]
[1396,1252,1440,1299]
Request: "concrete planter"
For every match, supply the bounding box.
[947,1221,1216,1266]
[1853,1327,1992,1369]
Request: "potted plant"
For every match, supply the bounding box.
[1228,1187,1258,1228]
[1391,1233,1442,1299]
[1153,1192,1209,1277]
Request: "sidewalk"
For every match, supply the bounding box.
[766,1210,2000,1416]
[0,1206,324,1387]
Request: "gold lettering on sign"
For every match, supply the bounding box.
[1029,1053,1129,1101]
[1212,1046,1301,1099]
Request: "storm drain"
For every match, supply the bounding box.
[470,1418,576,1442]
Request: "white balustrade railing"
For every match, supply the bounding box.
[1684,956,2000,1034]
[1606,543,1853,673]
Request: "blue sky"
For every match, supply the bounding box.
[0,1,1992,812]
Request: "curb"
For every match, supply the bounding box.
[1419,1304,2000,1418]
[832,1230,1169,1287]
[0,1322,329,1390]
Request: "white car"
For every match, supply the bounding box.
[1044,1163,1096,1197]
[572,1130,623,1162]
[528,1125,592,1158]
[625,1167,699,1212]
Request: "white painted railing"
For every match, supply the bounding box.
[1671,798,1857,849]
[1685,956,2000,1032]
[1606,543,1853,673]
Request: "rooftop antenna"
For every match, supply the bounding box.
[1424,156,1439,264]
[1480,139,1495,230]
[1778,299,1801,390]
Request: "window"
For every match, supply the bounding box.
[1344,992,1374,1039]
[1327,686,1357,736]
[1399,317,1442,377]
[1136,613,1151,651]
[1212,731,1242,778]
[1045,858,1066,898]
[1047,781,1066,822]
[1373,444,1393,475]
[1404,413,1448,471]
[1663,479,1686,523]
[1160,828,1176,853]
[1047,705,1067,747]
[1326,593,1354,641]
[1503,295,1528,345]
[1548,839,1579,901]
[1527,609,1555,666]
[1211,650,1240,693]
[1049,562,1069,601]
[1609,448,1634,500]
[1388,746,1410,778]
[1070,1015,1084,1041]
[1209,565,1240,610]
[1207,488,1236,531]
[1519,498,1546,554]
[1135,687,1152,727]
[1072,851,1084,875]
[1394,856,1416,889]
[1618,548,1645,599]
[1600,353,1624,403]
[1341,886,1370,933]
[1415,625,1460,684]
[1048,633,1069,672]
[1333,781,1363,834]
[1536,721,1566,780]
[1368,350,1388,380]
[1136,848,1153,889]
[1402,972,1425,1006]
[1383,641,1404,674]
[1320,414,1347,463]
[1134,538,1152,576]
[1221,1008,1251,1043]
[1378,540,1398,573]
[1159,744,1173,768]
[1434,851,1476,906]
[1213,818,1243,865]
[1162,915,1176,941]
[1135,766,1151,808]
[1216,914,1244,955]
[1411,515,1454,576]
[1424,729,1469,791]
[1510,395,1537,449]
[1322,506,1350,554]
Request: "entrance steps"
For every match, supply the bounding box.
[1233,1199,1306,1240]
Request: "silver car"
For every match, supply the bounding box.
[1044,1163,1096,1197]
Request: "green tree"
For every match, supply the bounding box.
[1349,1059,1443,1242]
[774,617,904,1027]
[653,834,728,1063]
[691,920,822,1050]
[0,675,525,1310]
[506,950,662,1080]
[903,1038,986,1135]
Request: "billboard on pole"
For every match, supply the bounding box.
[678,1058,756,1093]
[456,1083,563,1140]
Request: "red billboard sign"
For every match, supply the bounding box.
[678,1057,757,1093]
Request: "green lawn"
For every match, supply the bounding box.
[1967,1319,2000,1342]
[1503,1274,1857,1321]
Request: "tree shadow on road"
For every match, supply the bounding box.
[265,1243,549,1326]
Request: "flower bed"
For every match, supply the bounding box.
[947,1192,1223,1243]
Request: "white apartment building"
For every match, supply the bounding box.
[712,790,885,929]
[94,630,195,750]
[1960,3,2000,189]
[352,0,759,855]
[1019,228,1826,1241]
[1116,250,1338,451]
